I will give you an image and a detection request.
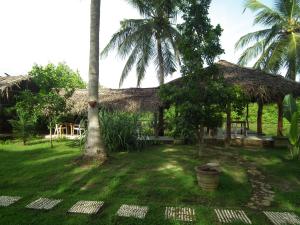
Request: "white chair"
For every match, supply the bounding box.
[54,124,67,137]
[73,124,85,136]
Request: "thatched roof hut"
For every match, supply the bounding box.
[66,88,160,115]
[0,75,35,99]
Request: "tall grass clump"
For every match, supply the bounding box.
[99,110,141,152]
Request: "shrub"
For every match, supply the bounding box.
[99,110,141,152]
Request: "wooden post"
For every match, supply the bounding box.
[277,98,284,137]
[153,111,158,137]
[246,104,250,130]
[158,106,164,136]
[257,101,263,135]
[226,104,232,143]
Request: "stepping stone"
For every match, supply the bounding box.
[68,201,104,214]
[0,196,22,207]
[116,204,148,219]
[26,198,62,210]
[264,211,300,225]
[214,209,252,224]
[165,207,196,222]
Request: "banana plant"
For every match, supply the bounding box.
[283,94,300,160]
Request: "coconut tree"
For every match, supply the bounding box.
[235,0,300,81]
[101,0,181,136]
[85,0,107,161]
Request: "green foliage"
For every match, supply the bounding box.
[160,68,248,142]
[29,62,86,92]
[177,0,224,71]
[283,94,300,159]
[236,0,300,80]
[9,91,39,145]
[99,110,141,152]
[160,0,247,142]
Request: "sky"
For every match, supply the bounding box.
[0,0,273,88]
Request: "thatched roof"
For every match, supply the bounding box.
[66,88,160,115]
[168,60,300,103]
[217,60,300,102]
[0,75,33,98]
[65,60,300,115]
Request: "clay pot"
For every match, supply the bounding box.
[195,165,220,192]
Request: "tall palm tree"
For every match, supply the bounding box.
[85,0,107,161]
[101,0,180,136]
[235,0,300,81]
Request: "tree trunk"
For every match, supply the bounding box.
[277,98,284,137]
[157,37,165,136]
[85,0,107,161]
[226,104,232,143]
[257,101,263,135]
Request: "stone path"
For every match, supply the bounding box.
[214,209,252,224]
[68,201,104,214]
[0,196,22,207]
[116,204,148,219]
[233,156,275,210]
[264,211,300,225]
[2,194,300,224]
[26,198,62,210]
[165,207,196,222]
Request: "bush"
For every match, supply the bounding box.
[99,110,141,152]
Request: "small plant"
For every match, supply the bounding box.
[283,94,300,160]
[99,110,141,152]
[9,91,39,145]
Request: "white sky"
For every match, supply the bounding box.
[0,0,272,88]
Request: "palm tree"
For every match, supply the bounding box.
[101,0,181,136]
[235,0,300,81]
[85,0,107,161]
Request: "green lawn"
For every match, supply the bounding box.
[0,140,299,225]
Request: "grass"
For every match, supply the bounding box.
[0,139,299,225]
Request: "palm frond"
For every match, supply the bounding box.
[237,40,265,66]
[244,0,283,26]
[235,29,274,50]
[119,46,139,87]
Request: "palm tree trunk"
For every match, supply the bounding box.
[85,0,107,161]
[157,37,165,136]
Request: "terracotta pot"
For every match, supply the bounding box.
[195,165,220,192]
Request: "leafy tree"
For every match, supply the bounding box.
[29,62,86,93]
[160,0,247,143]
[160,68,247,143]
[101,0,180,87]
[9,91,39,145]
[85,0,107,161]
[235,0,300,80]
[37,92,67,148]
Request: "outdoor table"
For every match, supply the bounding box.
[231,121,247,136]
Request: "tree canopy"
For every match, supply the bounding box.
[236,0,300,80]
[101,0,181,87]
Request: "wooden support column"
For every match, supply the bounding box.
[158,106,164,136]
[257,100,263,135]
[277,98,284,137]
[153,111,158,137]
[226,104,232,142]
[246,104,250,130]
